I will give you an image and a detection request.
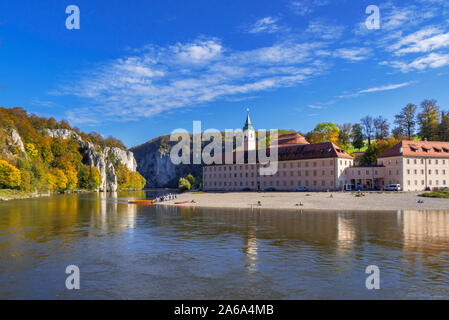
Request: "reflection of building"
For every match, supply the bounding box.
[337,214,356,252]
[203,112,449,192]
[401,210,449,252]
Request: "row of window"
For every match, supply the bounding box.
[207,169,335,180]
[407,180,447,186]
[406,158,447,165]
[204,180,334,188]
[204,159,353,172]
[406,169,447,175]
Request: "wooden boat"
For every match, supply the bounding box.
[174,201,190,205]
[128,200,155,205]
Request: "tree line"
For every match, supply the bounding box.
[303,99,448,165]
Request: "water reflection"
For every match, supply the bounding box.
[0,192,448,299]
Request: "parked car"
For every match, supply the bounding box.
[384,184,401,191]
[265,187,276,192]
[296,186,308,192]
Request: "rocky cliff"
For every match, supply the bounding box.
[131,135,202,188]
[44,129,137,192]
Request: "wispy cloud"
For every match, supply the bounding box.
[306,20,345,40]
[290,0,329,16]
[56,38,334,123]
[247,17,283,34]
[387,53,449,72]
[333,48,372,61]
[337,82,413,99]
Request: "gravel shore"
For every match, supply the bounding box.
[159,191,449,211]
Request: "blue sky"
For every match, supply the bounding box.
[1,0,449,147]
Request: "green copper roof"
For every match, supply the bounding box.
[243,112,254,131]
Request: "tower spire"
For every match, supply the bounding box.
[243,108,254,131]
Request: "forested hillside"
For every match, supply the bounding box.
[0,107,146,194]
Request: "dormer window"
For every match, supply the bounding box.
[434,147,441,153]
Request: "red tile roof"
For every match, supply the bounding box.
[379,140,449,158]
[207,142,352,165]
[275,133,310,145]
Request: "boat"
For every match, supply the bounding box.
[128,200,155,205]
[174,201,190,205]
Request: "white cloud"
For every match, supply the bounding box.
[248,17,281,34]
[290,0,329,16]
[337,82,413,98]
[308,104,324,109]
[57,38,332,123]
[306,20,345,40]
[357,82,412,93]
[333,48,371,61]
[389,27,449,55]
[388,52,449,72]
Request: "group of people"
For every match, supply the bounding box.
[156,193,177,202]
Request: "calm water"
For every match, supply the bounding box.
[0,190,449,299]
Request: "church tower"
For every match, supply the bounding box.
[243,108,256,151]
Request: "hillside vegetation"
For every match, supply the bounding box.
[0,107,145,194]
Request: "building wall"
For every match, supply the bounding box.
[203,157,354,191]
[203,155,449,192]
[377,156,449,191]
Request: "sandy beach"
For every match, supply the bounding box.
[159,191,449,211]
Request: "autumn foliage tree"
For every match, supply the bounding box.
[0,160,21,189]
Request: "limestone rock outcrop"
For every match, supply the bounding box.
[44,129,137,192]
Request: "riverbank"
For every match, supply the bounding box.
[0,189,51,201]
[159,191,449,211]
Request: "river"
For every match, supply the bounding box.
[1,191,448,299]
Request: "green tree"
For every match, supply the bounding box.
[360,143,378,165]
[394,103,417,139]
[437,111,449,141]
[313,122,340,144]
[351,124,365,150]
[338,123,352,148]
[178,177,191,192]
[418,99,440,140]
[186,173,195,186]
[88,167,101,190]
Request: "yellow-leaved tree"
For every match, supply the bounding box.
[0,160,21,189]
